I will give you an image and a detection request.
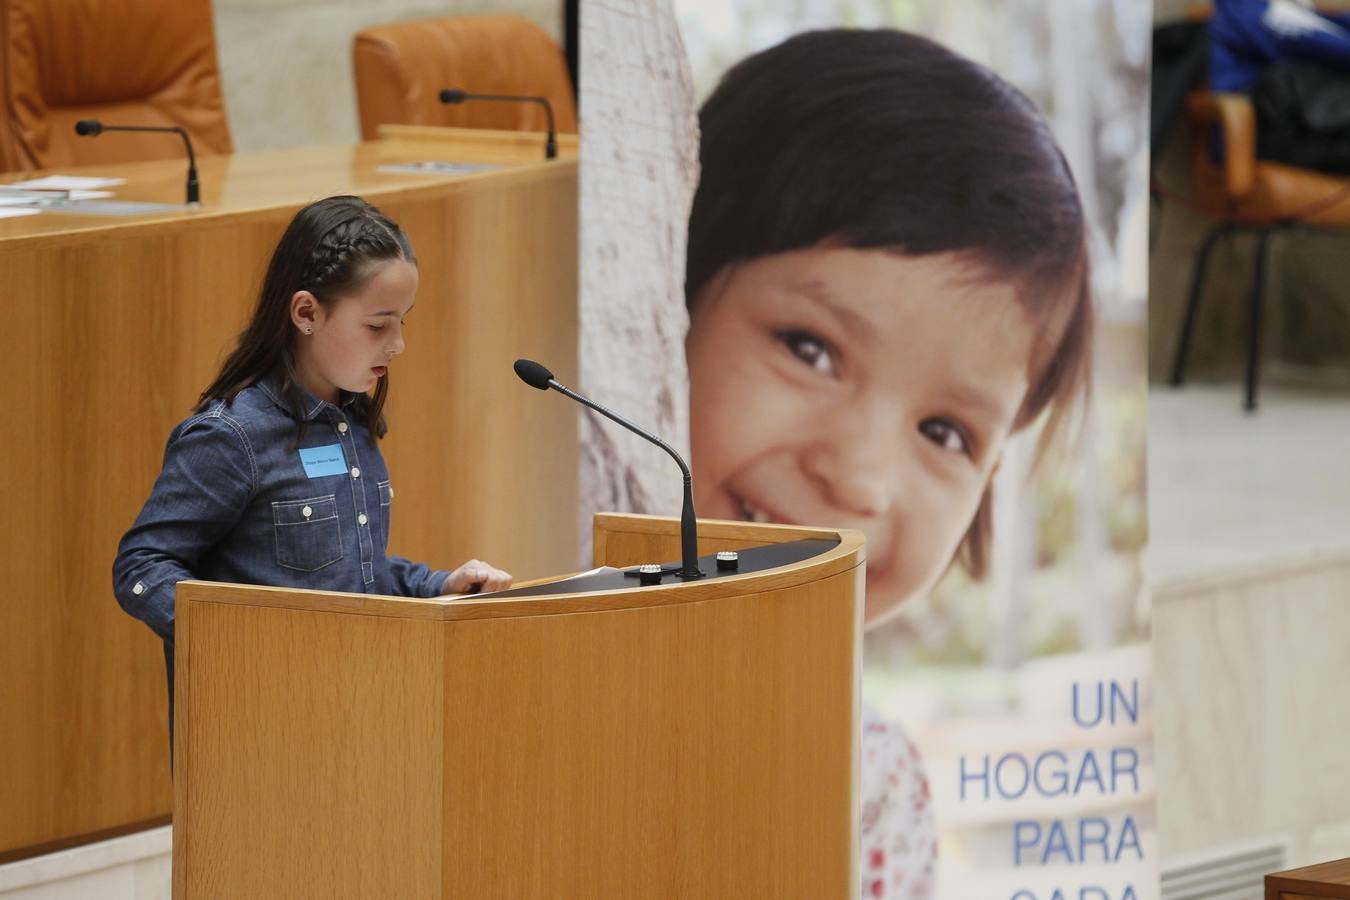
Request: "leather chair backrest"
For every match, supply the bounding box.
[0,0,232,172]
[353,14,577,142]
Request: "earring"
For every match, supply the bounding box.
[304,326,313,335]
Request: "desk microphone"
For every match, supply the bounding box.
[74,120,201,205]
[514,358,703,580]
[438,89,557,160]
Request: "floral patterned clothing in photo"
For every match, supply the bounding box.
[861,705,937,899]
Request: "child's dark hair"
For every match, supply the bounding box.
[197,195,415,439]
[685,29,1093,579]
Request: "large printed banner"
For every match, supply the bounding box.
[580,3,1153,898]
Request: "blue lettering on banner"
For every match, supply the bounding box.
[1010,888,1137,900]
[1072,680,1139,728]
[1013,816,1144,866]
[298,443,348,479]
[959,749,1140,801]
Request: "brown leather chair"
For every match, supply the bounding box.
[1169,89,1350,410]
[0,0,233,173]
[353,14,577,142]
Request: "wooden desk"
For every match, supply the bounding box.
[1268,858,1350,899]
[0,129,577,862]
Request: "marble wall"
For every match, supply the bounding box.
[0,829,169,900]
[1154,552,1350,869]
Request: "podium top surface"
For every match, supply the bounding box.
[0,127,575,246]
[178,517,864,624]
[487,537,841,599]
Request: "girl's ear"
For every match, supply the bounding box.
[290,290,321,334]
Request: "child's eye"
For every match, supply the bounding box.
[776,329,836,375]
[919,418,972,456]
[366,324,386,332]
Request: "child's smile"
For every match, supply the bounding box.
[686,246,1039,625]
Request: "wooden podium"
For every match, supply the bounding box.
[172,514,863,898]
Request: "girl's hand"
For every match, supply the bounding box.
[441,559,513,595]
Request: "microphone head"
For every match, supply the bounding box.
[74,119,103,136]
[514,359,554,390]
[438,89,468,104]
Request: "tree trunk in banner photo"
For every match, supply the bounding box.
[577,0,699,563]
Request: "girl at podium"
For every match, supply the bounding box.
[113,195,512,740]
[683,30,1094,899]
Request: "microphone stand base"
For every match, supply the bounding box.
[623,565,706,583]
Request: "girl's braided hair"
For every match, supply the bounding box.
[197,195,416,441]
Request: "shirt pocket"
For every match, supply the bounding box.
[377,480,393,548]
[271,494,343,572]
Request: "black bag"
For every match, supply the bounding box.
[1254,62,1350,173]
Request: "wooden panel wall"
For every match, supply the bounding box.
[0,146,577,861]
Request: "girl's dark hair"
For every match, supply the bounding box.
[197,195,415,440]
[686,29,1093,579]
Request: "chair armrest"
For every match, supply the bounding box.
[1187,90,1257,199]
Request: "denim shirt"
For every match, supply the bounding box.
[113,375,450,641]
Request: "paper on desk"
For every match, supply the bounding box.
[0,189,115,207]
[0,207,41,218]
[8,175,126,190]
[377,162,500,176]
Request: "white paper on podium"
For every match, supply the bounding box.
[452,566,623,600]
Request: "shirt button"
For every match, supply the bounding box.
[338,422,348,433]
[351,467,361,479]
[302,505,312,518]
[358,513,368,525]
[133,582,145,596]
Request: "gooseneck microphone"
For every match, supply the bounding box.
[514,359,703,580]
[74,119,200,205]
[438,89,558,160]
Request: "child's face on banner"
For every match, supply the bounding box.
[686,247,1036,624]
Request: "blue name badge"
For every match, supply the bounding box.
[298,443,348,479]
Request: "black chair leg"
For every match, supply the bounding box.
[1245,228,1275,413]
[1171,223,1233,387]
